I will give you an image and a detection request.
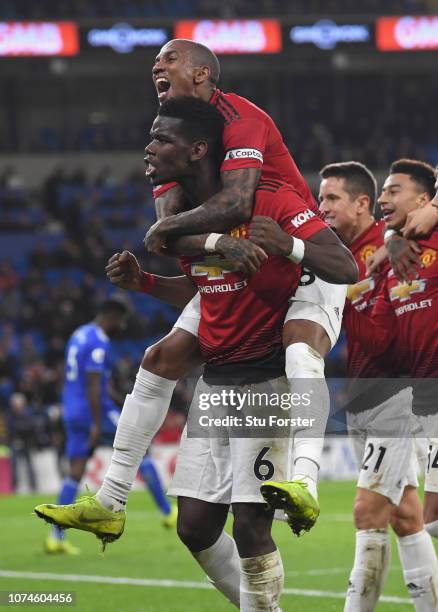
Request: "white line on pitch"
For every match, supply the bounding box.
[0,570,410,604]
[285,565,402,577]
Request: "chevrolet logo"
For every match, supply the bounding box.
[390,279,426,302]
[347,277,374,303]
[191,255,237,280]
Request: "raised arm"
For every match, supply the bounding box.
[105,251,197,309]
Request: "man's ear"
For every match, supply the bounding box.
[193,66,210,85]
[356,194,371,215]
[417,192,431,209]
[191,140,208,161]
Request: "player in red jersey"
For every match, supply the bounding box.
[96,38,356,534]
[318,162,436,611]
[343,159,438,610]
[36,97,350,610]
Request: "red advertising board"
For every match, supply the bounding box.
[377,16,438,51]
[175,19,282,54]
[0,22,79,56]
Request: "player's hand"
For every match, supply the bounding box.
[401,205,438,238]
[88,423,102,453]
[385,234,422,283]
[144,219,167,253]
[215,235,267,275]
[105,251,142,291]
[365,245,388,277]
[248,216,294,257]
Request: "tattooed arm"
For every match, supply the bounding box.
[145,168,261,252]
[384,233,422,283]
[166,234,268,275]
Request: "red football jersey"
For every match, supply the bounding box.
[179,182,326,366]
[343,220,397,378]
[347,229,438,377]
[153,89,318,215]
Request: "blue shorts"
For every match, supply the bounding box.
[64,422,92,459]
[64,419,117,459]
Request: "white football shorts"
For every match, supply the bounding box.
[347,388,418,505]
[168,376,293,505]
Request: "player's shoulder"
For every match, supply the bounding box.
[85,323,109,347]
[256,179,302,200]
[213,89,269,125]
[255,180,311,217]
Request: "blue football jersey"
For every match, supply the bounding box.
[62,322,118,426]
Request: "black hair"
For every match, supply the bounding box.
[390,158,436,199]
[98,296,130,317]
[320,161,377,212]
[158,96,224,162]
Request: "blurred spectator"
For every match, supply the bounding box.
[8,392,37,492]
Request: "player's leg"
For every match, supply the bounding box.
[170,382,241,607]
[138,454,177,528]
[344,392,415,611]
[97,297,202,512]
[230,407,289,611]
[390,485,438,611]
[261,277,345,534]
[177,497,239,607]
[232,503,283,612]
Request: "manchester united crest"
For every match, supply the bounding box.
[360,244,377,262]
[420,248,436,268]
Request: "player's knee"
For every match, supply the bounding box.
[176,517,216,553]
[282,319,331,358]
[353,493,391,530]
[141,342,184,380]
[424,492,438,524]
[391,512,422,537]
[141,331,199,379]
[391,488,424,537]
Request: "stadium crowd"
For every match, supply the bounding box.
[0,0,435,19]
[5,75,437,174]
[0,169,191,491]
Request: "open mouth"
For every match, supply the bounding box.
[381,208,396,224]
[155,77,170,102]
[144,158,156,180]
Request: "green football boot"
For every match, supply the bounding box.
[45,536,80,555]
[260,480,320,536]
[34,495,125,551]
[162,504,178,530]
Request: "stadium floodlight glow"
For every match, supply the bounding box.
[87,23,168,53]
[377,16,438,51]
[0,22,79,56]
[289,20,370,50]
[175,20,282,54]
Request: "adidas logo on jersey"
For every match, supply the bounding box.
[291,209,315,228]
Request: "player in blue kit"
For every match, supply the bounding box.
[44,297,176,554]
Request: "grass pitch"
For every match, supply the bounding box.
[0,482,417,610]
